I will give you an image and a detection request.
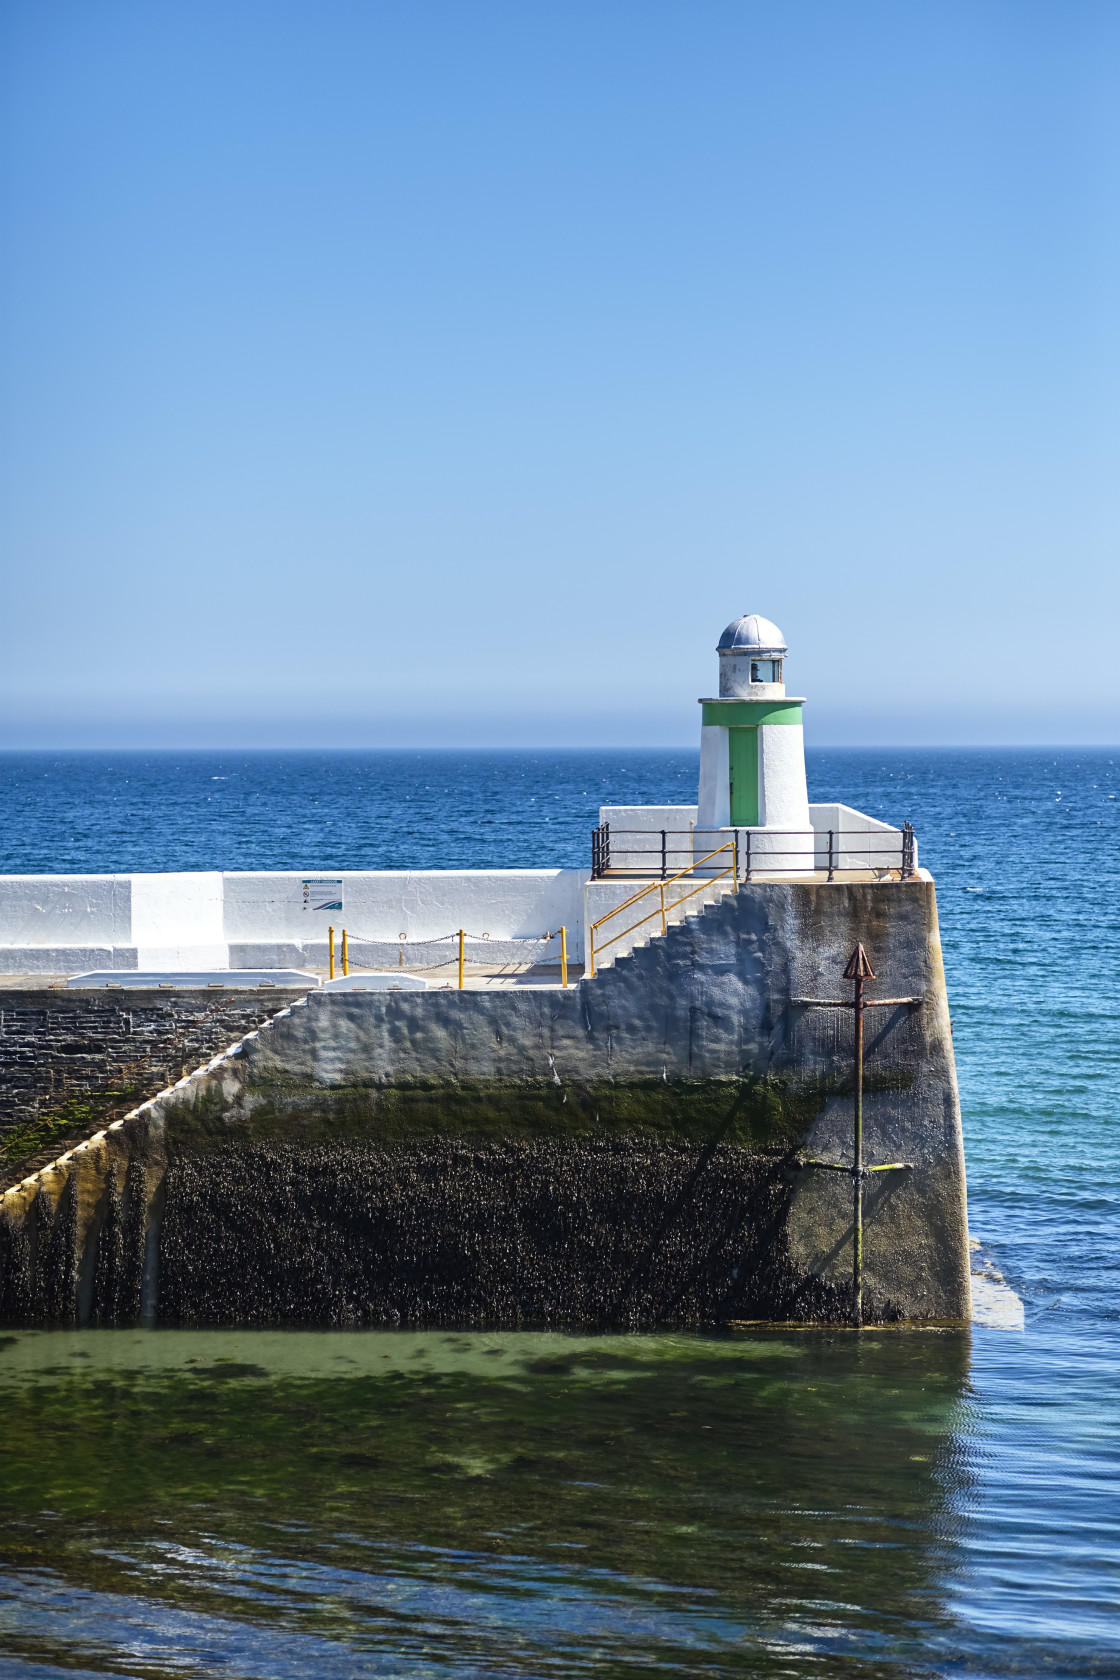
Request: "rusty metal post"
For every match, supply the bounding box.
[796,946,916,1328]
[827,829,835,881]
[853,969,864,1326]
[843,943,875,1328]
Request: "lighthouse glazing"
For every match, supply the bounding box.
[696,613,811,838]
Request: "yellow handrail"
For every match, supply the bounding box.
[588,842,737,977]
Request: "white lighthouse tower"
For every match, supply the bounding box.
[696,613,811,857]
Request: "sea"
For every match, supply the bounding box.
[0,745,1116,1679]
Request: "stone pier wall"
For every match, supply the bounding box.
[0,880,971,1329]
[0,988,308,1176]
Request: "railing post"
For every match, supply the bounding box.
[342,928,348,975]
[559,925,568,988]
[827,829,835,882]
[902,822,915,879]
[329,925,335,980]
[602,822,610,877]
[744,830,752,882]
[458,928,465,989]
[661,829,667,879]
[732,832,739,892]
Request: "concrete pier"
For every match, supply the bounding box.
[0,875,970,1329]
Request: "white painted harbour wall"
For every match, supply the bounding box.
[0,869,590,974]
[0,806,912,975]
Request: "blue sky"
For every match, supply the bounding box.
[1,0,1117,748]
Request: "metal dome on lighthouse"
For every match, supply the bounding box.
[696,610,810,839]
[716,613,788,698]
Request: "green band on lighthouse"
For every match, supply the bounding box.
[701,700,804,727]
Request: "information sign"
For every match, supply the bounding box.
[301,878,344,914]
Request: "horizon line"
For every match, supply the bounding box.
[0,741,1117,755]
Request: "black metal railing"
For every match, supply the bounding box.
[590,823,917,882]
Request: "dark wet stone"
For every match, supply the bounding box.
[154,1137,851,1330]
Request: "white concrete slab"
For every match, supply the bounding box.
[66,970,319,989]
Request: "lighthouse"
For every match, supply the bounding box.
[696,613,811,845]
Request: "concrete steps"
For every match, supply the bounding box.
[589,879,735,973]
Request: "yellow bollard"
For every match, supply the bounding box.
[560,925,568,989]
[458,928,465,989]
[328,925,335,980]
[342,928,348,976]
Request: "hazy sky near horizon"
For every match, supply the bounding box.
[2,1,1118,749]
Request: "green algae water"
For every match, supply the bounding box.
[0,747,1117,1675]
[0,1327,976,1677]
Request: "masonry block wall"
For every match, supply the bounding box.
[0,988,307,1174]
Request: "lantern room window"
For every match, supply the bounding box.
[751,659,780,683]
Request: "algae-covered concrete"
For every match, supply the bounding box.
[0,878,970,1329]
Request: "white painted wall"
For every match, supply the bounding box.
[691,806,908,878]
[0,876,131,947]
[229,869,589,968]
[716,653,785,697]
[698,722,809,834]
[596,805,698,873]
[597,806,698,830]
[757,725,811,829]
[132,871,225,970]
[808,804,916,872]
[0,869,590,973]
[696,728,729,827]
[691,827,816,873]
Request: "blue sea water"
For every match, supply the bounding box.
[0,745,1117,1678]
